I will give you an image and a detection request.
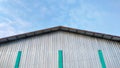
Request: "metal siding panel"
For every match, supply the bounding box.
[0,31,119,68]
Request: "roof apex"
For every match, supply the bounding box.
[0,26,120,44]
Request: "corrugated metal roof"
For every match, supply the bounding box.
[0,26,120,43]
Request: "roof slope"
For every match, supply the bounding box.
[0,26,120,43]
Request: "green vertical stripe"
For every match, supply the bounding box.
[98,50,106,68]
[58,50,63,68]
[14,51,22,68]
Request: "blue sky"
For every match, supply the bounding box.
[0,0,120,38]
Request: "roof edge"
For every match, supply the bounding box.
[0,26,120,43]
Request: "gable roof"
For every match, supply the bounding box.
[0,26,120,44]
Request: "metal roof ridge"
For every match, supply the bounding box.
[0,26,120,44]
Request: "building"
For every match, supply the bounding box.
[0,26,120,68]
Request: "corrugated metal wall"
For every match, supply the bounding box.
[0,31,120,68]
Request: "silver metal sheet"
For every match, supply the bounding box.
[0,31,120,68]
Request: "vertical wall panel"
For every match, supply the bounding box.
[0,31,120,68]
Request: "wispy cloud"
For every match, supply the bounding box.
[0,0,120,37]
[41,0,104,29]
[0,0,31,38]
[0,15,31,38]
[0,23,19,37]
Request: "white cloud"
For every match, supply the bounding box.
[0,15,31,38]
[66,1,105,29]
[0,1,31,38]
[0,23,19,38]
[0,18,30,37]
[0,19,31,38]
